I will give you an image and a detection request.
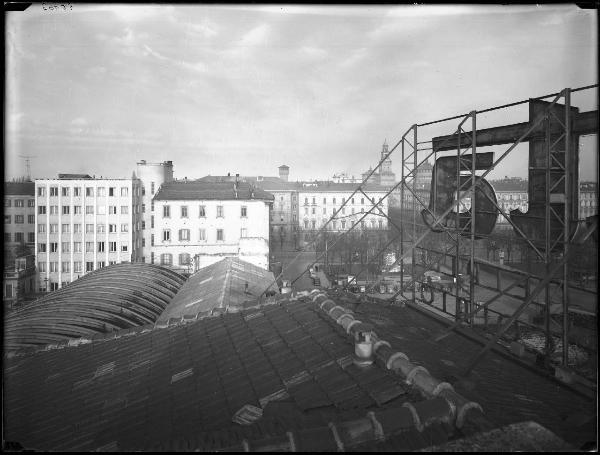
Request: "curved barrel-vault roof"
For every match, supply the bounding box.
[4,263,185,351]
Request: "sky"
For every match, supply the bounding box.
[5,4,598,182]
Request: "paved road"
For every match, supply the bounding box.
[272,250,318,292]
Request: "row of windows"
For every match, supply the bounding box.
[37,223,130,234]
[4,215,35,224]
[38,260,118,273]
[38,205,136,215]
[157,228,229,243]
[4,232,35,243]
[154,253,192,267]
[4,199,35,207]
[38,186,133,197]
[38,241,129,253]
[302,196,383,206]
[161,205,247,219]
[304,206,382,216]
[303,219,385,230]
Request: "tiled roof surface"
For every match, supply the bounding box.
[154,181,274,201]
[298,181,389,192]
[157,257,279,322]
[4,181,35,196]
[3,286,588,451]
[4,263,185,352]
[57,173,93,179]
[489,178,528,192]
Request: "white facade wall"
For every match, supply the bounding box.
[495,191,528,224]
[152,199,271,271]
[136,161,174,263]
[4,194,36,248]
[35,178,142,291]
[297,190,389,232]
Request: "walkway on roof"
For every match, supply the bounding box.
[4,263,185,351]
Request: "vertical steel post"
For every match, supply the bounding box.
[563,88,571,367]
[470,111,477,327]
[412,125,418,306]
[544,107,552,359]
[400,137,405,294]
[455,123,461,321]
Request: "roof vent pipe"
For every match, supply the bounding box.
[352,322,375,367]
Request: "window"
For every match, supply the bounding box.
[74,242,82,252]
[163,205,170,218]
[378,220,383,229]
[4,215,11,224]
[142,204,145,213]
[98,242,105,252]
[50,262,58,272]
[179,229,190,241]
[311,220,316,229]
[86,224,94,233]
[86,242,94,252]
[50,224,58,234]
[50,242,58,253]
[38,262,47,272]
[199,228,206,241]
[371,220,376,229]
[121,224,129,232]
[109,206,117,215]
[141,221,146,230]
[163,230,171,241]
[50,187,58,197]
[97,187,105,197]
[85,205,94,214]
[4,200,10,208]
[38,243,47,253]
[72,205,81,215]
[74,187,81,197]
[86,187,94,197]
[241,206,247,217]
[304,197,308,205]
[121,243,128,252]
[342,208,346,215]
[304,220,309,229]
[86,262,94,272]
[50,282,59,291]
[109,187,115,197]
[62,261,70,272]
[61,224,70,234]
[361,198,365,205]
[62,187,69,197]
[38,187,46,197]
[28,199,35,207]
[322,208,326,214]
[74,261,82,273]
[4,233,10,242]
[107,224,116,233]
[332,221,337,229]
[160,254,172,266]
[241,227,248,237]
[151,182,155,194]
[15,232,24,243]
[293,214,297,221]
[73,224,82,233]
[361,207,364,213]
[15,199,24,207]
[341,220,346,229]
[304,207,308,215]
[151,201,154,212]
[342,198,346,204]
[121,206,129,214]
[15,215,24,224]
[50,206,59,215]
[97,261,105,269]
[312,207,315,215]
[97,206,106,215]
[217,206,224,217]
[151,216,154,228]
[151,234,154,246]
[361,221,365,229]
[38,206,46,215]
[109,241,117,252]
[121,187,128,196]
[217,229,224,241]
[28,232,35,243]
[181,206,188,218]
[97,224,105,233]
[179,253,191,266]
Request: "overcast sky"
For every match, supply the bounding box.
[5,4,598,182]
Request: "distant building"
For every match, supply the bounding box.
[152,180,273,271]
[397,160,433,209]
[34,175,144,292]
[489,177,529,226]
[4,181,36,253]
[3,254,36,309]
[136,160,174,263]
[579,181,598,219]
[362,141,397,188]
[297,182,389,240]
[332,172,362,184]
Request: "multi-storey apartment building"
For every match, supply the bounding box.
[152,180,273,272]
[297,182,390,241]
[4,181,36,253]
[579,181,598,219]
[136,160,174,263]
[489,177,529,227]
[35,174,143,291]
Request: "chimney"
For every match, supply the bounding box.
[278,165,289,182]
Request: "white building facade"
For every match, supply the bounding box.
[152,181,273,271]
[297,182,390,239]
[35,176,143,291]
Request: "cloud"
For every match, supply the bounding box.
[239,24,270,47]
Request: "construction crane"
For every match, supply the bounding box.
[18,155,37,181]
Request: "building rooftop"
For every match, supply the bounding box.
[3,278,595,450]
[489,177,529,192]
[4,181,35,196]
[57,173,93,179]
[298,181,389,192]
[154,181,274,202]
